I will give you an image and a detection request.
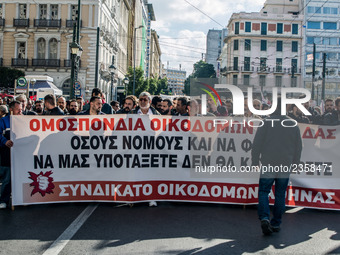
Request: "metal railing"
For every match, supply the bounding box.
[34,19,61,28]
[13,19,29,27]
[12,58,28,67]
[32,59,60,67]
[64,59,81,68]
[66,20,82,28]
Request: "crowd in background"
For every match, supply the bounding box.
[0,88,339,125]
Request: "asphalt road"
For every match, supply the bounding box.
[0,202,339,255]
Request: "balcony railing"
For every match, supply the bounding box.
[273,67,283,73]
[66,20,83,28]
[0,19,5,27]
[32,59,60,67]
[12,58,28,67]
[13,19,29,27]
[64,59,82,68]
[240,66,254,72]
[34,19,61,28]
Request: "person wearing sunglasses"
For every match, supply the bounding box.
[130,92,160,115]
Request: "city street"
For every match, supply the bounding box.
[0,202,339,254]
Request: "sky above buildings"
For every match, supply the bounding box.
[151,0,266,76]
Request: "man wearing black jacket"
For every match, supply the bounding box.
[43,94,64,115]
[252,97,302,235]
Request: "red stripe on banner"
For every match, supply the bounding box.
[22,181,340,209]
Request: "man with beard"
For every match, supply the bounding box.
[130,92,160,115]
[78,96,105,115]
[160,99,173,115]
[76,97,84,112]
[151,96,162,113]
[34,100,45,115]
[83,88,113,114]
[175,97,189,116]
[116,96,137,114]
[57,96,69,114]
[68,99,79,115]
[324,97,340,125]
[288,105,310,123]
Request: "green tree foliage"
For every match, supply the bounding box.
[125,67,169,96]
[155,77,169,95]
[0,67,25,88]
[193,60,216,78]
[183,60,216,95]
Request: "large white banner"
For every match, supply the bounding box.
[11,115,340,209]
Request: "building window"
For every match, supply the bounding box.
[235,22,239,34]
[276,41,282,51]
[324,22,337,30]
[314,37,322,44]
[292,24,298,34]
[51,5,59,20]
[261,40,267,51]
[292,41,298,52]
[260,58,267,71]
[233,57,238,71]
[233,75,238,85]
[234,40,239,51]
[276,58,282,72]
[308,6,322,14]
[275,76,282,87]
[307,37,314,44]
[331,7,338,14]
[0,4,3,19]
[37,38,46,59]
[327,52,337,61]
[245,39,251,51]
[261,22,267,35]
[49,38,58,59]
[259,75,266,87]
[17,42,26,59]
[244,75,250,85]
[323,7,330,14]
[245,22,251,32]
[307,21,321,29]
[244,57,250,71]
[39,4,47,19]
[329,38,338,45]
[19,4,27,19]
[291,59,297,73]
[277,23,283,34]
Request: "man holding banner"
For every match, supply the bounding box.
[0,101,22,209]
[252,97,303,235]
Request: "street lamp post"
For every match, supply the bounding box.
[70,24,83,99]
[133,25,144,95]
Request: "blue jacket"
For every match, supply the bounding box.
[0,114,11,166]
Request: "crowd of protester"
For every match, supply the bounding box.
[0,88,338,125]
[0,88,339,209]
